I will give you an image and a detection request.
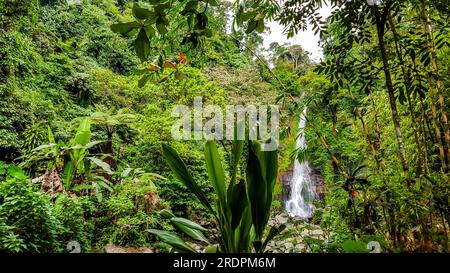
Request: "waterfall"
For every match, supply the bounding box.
[285,108,316,218]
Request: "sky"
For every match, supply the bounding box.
[262,5,333,62]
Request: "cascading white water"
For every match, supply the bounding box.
[285,108,316,218]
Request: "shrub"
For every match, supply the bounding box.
[0,166,63,252]
[0,164,96,253]
[0,217,26,253]
[54,195,95,252]
[99,210,158,247]
[96,171,167,248]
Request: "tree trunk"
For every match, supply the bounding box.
[376,17,409,172]
[331,104,338,136]
[420,4,450,172]
[388,14,426,174]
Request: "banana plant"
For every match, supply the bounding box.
[20,118,113,200]
[62,118,114,190]
[160,139,285,253]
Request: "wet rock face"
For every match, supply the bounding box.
[279,165,326,201]
[310,168,326,199]
[279,165,294,202]
[280,165,294,188]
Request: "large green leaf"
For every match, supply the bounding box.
[148,229,196,253]
[204,141,227,209]
[159,209,176,219]
[110,21,140,34]
[229,133,244,187]
[132,4,154,20]
[87,157,113,175]
[184,0,198,11]
[246,141,267,240]
[69,119,91,171]
[229,179,248,230]
[235,207,253,252]
[227,124,245,220]
[134,28,150,62]
[72,118,91,146]
[63,161,74,189]
[156,21,168,35]
[171,217,207,232]
[246,140,278,241]
[203,245,219,253]
[261,224,286,252]
[162,144,214,214]
[144,25,156,38]
[171,218,209,244]
[259,142,278,230]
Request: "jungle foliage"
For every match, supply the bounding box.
[0,0,448,253]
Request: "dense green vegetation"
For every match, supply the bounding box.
[0,0,448,253]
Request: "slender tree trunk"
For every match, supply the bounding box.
[369,89,386,167]
[101,130,115,181]
[375,15,409,172]
[331,104,338,136]
[418,103,431,174]
[420,4,450,172]
[388,14,427,174]
[388,204,397,246]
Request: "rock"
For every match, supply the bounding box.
[274,214,289,225]
[295,244,305,250]
[104,244,153,253]
[189,242,206,253]
[280,163,326,201]
[309,229,324,236]
[280,165,294,189]
[311,171,326,199]
[301,230,310,237]
[284,242,294,249]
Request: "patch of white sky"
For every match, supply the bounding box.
[225,1,333,62]
[262,4,333,62]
